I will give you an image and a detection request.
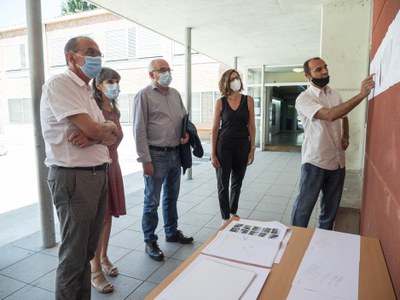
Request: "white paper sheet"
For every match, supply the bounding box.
[156,255,270,300]
[369,10,400,99]
[274,228,293,263]
[214,219,292,265]
[287,285,343,300]
[289,228,360,300]
[202,229,281,267]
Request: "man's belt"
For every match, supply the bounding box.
[149,145,179,152]
[51,163,108,171]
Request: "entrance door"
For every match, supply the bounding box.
[265,85,306,152]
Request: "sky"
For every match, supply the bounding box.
[0,0,62,28]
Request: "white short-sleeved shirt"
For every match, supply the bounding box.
[40,69,111,167]
[295,84,345,170]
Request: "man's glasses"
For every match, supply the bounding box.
[72,47,103,57]
[152,68,172,73]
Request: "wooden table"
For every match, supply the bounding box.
[145,224,396,300]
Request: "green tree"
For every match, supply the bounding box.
[61,0,98,15]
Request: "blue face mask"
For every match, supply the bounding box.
[79,56,102,79]
[104,83,119,99]
[158,71,172,87]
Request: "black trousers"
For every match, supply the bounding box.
[216,136,250,220]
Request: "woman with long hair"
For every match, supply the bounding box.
[90,67,126,294]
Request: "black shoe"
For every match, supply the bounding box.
[165,230,194,244]
[145,241,164,261]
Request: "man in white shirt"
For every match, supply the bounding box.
[291,57,374,230]
[41,36,118,299]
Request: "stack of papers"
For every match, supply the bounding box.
[287,228,360,300]
[202,219,292,267]
[156,219,292,300]
[155,255,270,300]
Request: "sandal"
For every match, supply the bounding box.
[101,256,118,277]
[91,271,114,294]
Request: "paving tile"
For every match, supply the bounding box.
[109,229,144,250]
[248,211,283,222]
[117,250,164,281]
[125,281,158,300]
[31,269,56,292]
[177,212,214,227]
[171,242,203,261]
[238,200,259,210]
[255,202,287,214]
[0,252,57,284]
[113,214,139,230]
[146,257,183,284]
[3,284,54,300]
[10,231,45,252]
[0,274,26,299]
[0,244,36,270]
[192,227,218,243]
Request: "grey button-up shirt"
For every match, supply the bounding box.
[133,82,187,163]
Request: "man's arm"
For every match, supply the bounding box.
[133,91,151,163]
[314,74,374,122]
[68,113,118,144]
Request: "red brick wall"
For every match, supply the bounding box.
[361,1,400,298]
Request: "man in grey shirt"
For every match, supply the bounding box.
[133,58,193,261]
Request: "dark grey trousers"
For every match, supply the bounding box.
[47,167,107,300]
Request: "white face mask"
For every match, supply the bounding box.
[230,78,241,92]
[158,71,172,87]
[104,83,119,99]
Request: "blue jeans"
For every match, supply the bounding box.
[142,148,181,242]
[291,163,345,230]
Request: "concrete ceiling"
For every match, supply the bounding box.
[89,0,333,70]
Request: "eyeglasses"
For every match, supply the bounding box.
[152,68,173,73]
[72,47,103,58]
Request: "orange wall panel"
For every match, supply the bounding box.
[362,1,400,298]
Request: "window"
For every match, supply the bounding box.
[105,28,136,61]
[136,27,162,58]
[48,34,95,67]
[118,93,135,123]
[4,44,29,71]
[8,98,32,123]
[49,37,68,67]
[191,92,201,123]
[190,91,217,125]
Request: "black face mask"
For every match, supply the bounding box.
[311,76,330,88]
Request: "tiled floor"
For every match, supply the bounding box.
[0,149,361,300]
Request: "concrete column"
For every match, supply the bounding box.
[185,27,192,180]
[321,0,372,170]
[25,0,56,247]
[234,56,238,70]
